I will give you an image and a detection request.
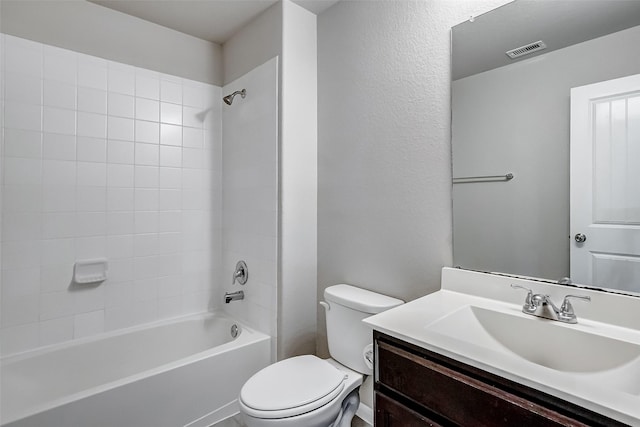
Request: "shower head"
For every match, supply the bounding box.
[223,89,246,105]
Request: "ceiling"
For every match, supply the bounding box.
[452,0,640,80]
[89,0,340,45]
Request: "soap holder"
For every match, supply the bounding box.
[73,258,108,284]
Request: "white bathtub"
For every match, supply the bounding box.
[0,312,271,427]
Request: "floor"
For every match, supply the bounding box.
[352,416,369,426]
[212,415,244,427]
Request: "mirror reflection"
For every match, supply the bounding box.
[451,0,640,293]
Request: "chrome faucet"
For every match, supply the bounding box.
[224,290,244,303]
[232,260,248,285]
[511,284,590,324]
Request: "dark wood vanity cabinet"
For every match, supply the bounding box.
[373,332,628,427]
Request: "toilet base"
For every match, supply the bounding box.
[329,389,359,427]
[241,389,359,427]
[241,390,358,427]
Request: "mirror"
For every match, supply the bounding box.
[451,0,640,294]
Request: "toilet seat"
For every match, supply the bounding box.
[239,355,346,419]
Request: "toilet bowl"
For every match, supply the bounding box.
[238,285,404,427]
[239,356,361,427]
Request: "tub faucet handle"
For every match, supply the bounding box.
[232,260,248,285]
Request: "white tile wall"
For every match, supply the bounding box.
[0,34,223,356]
[222,58,278,346]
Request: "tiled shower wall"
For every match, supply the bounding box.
[0,34,223,355]
[222,58,278,346]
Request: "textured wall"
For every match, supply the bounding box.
[316,0,510,356]
[222,2,282,85]
[223,0,318,360]
[279,0,318,359]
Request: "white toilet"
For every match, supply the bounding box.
[238,284,403,427]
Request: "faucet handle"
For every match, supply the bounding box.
[232,260,248,285]
[510,284,535,310]
[560,294,591,315]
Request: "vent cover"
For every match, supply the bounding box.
[506,40,547,59]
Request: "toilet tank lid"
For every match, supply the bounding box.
[324,284,404,314]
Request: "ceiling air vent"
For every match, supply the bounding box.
[506,40,547,59]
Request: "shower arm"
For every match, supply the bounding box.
[223,88,246,105]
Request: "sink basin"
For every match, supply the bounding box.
[425,306,640,373]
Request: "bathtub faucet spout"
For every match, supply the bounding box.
[224,291,244,303]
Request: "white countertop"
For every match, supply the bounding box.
[364,268,640,425]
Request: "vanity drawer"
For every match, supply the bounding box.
[376,339,588,427]
[375,392,444,427]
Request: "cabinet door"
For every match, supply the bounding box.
[375,392,444,427]
[377,340,588,427]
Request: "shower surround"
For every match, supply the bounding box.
[221,57,279,353]
[0,33,224,355]
[0,29,281,425]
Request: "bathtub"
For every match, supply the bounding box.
[0,312,271,427]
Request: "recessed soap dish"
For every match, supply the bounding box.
[74,258,108,284]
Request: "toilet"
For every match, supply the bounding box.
[238,284,404,427]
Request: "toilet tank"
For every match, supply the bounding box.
[323,284,403,375]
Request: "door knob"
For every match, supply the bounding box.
[574,233,587,243]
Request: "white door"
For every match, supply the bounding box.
[571,74,640,293]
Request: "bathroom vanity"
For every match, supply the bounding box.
[373,332,623,426]
[364,268,640,426]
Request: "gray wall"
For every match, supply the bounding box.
[316,0,509,356]
[223,0,318,360]
[222,2,282,85]
[278,1,318,360]
[452,25,640,281]
[0,0,223,85]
